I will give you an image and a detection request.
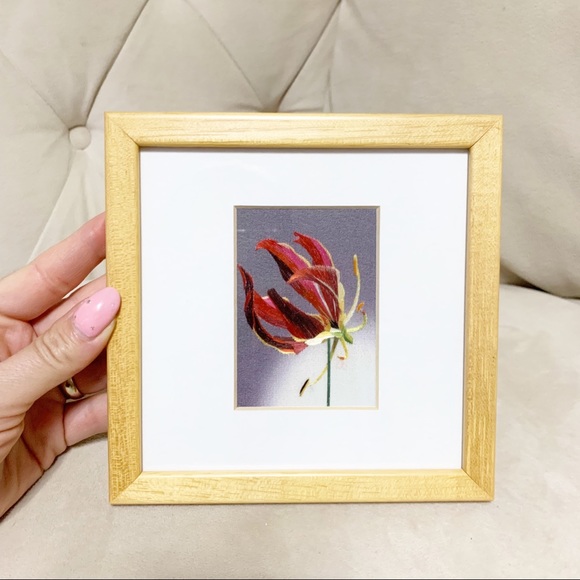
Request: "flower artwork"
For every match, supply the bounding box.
[236,208,378,409]
[238,233,367,405]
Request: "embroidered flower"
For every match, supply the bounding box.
[238,232,367,394]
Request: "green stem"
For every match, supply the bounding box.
[326,339,332,407]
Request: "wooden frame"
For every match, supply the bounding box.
[105,113,502,504]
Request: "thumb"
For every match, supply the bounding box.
[0,287,121,410]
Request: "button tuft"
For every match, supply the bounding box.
[69,126,91,150]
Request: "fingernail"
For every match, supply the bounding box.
[73,287,121,338]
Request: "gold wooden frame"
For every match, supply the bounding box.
[105,113,502,504]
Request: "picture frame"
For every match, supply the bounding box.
[105,112,502,504]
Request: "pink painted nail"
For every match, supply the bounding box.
[73,287,121,338]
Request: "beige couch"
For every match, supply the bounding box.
[1,1,579,578]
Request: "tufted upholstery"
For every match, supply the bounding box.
[1,1,579,578]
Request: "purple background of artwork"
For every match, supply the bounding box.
[236,207,378,407]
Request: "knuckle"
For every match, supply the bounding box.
[32,261,70,300]
[32,325,77,370]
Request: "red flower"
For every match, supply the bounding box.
[238,232,367,358]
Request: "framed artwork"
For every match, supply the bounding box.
[105,113,502,504]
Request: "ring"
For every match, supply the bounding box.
[59,377,83,400]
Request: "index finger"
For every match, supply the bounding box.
[0,213,106,321]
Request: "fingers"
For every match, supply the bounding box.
[0,213,106,321]
[32,276,106,335]
[0,287,120,412]
[72,351,107,397]
[64,391,108,447]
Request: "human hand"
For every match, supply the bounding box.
[0,214,120,517]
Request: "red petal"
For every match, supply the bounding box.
[289,266,341,326]
[256,239,310,281]
[257,238,333,321]
[238,266,307,354]
[267,289,325,340]
[293,232,334,267]
[253,295,288,329]
[290,266,339,295]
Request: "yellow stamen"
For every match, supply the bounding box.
[353,254,360,278]
[344,255,361,324]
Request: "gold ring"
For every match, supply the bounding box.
[59,377,83,400]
